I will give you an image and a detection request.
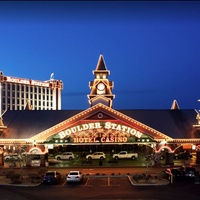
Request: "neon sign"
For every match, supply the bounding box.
[5,76,50,87]
[73,136,128,143]
[59,122,143,141]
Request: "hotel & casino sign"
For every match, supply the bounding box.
[58,122,143,143]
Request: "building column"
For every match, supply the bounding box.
[165,152,174,165]
[154,152,162,166]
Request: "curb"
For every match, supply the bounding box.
[128,175,170,186]
[0,182,42,187]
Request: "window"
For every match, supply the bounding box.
[21,86,24,92]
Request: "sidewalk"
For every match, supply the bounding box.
[0,175,42,187]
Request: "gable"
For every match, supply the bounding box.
[30,103,172,142]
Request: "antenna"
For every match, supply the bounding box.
[50,73,54,80]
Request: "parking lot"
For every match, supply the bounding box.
[80,176,129,187]
[42,176,131,188]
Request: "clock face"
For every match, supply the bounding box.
[97,83,105,91]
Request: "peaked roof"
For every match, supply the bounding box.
[25,100,32,110]
[1,110,82,139]
[119,109,200,139]
[93,55,110,75]
[1,105,200,141]
[95,54,107,70]
[171,100,180,110]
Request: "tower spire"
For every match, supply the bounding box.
[88,55,115,108]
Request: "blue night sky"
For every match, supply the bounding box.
[0,1,200,110]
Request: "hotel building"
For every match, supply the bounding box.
[0,71,63,114]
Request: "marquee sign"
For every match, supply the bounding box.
[58,122,143,143]
[4,76,50,87]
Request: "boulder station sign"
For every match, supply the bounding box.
[58,122,143,143]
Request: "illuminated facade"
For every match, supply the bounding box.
[0,55,200,167]
[88,55,115,108]
[0,71,63,114]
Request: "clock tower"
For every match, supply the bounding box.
[88,55,115,108]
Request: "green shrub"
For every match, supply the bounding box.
[37,168,47,177]
[6,171,14,178]
[10,173,23,184]
[132,174,145,182]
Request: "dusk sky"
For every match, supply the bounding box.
[0,1,200,110]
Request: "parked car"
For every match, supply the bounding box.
[165,168,184,180]
[43,171,62,184]
[4,155,21,161]
[66,171,84,183]
[86,152,106,160]
[113,151,138,160]
[180,166,196,178]
[174,152,193,160]
[55,152,75,160]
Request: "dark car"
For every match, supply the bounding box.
[180,166,196,178]
[165,168,184,181]
[43,171,62,184]
[174,152,193,160]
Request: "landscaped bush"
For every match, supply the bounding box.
[37,168,47,177]
[6,171,14,178]
[9,173,23,184]
[132,174,145,182]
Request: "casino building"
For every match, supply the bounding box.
[0,55,200,167]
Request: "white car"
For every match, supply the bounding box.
[55,152,75,160]
[4,155,21,161]
[86,152,106,160]
[66,171,83,183]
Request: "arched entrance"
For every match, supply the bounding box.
[26,147,48,167]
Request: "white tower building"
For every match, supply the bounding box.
[0,71,63,114]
